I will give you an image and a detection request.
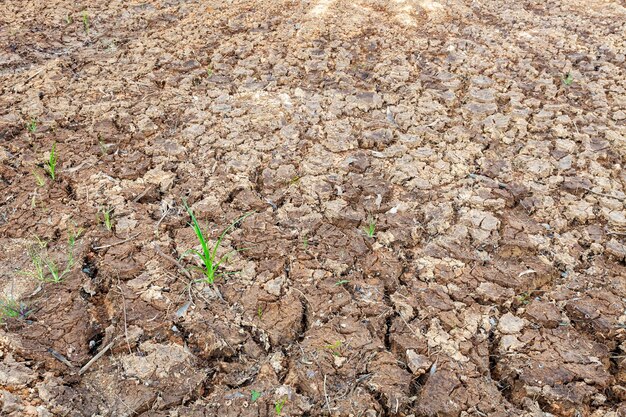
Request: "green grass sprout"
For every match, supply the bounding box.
[324,340,343,356]
[33,170,46,187]
[30,233,48,249]
[27,119,37,133]
[100,207,113,231]
[68,226,84,247]
[563,72,573,86]
[251,390,261,402]
[363,215,376,238]
[517,291,531,305]
[289,175,301,186]
[98,135,108,155]
[274,398,286,416]
[82,11,89,34]
[22,233,77,284]
[45,143,58,180]
[183,199,252,285]
[25,252,72,283]
[0,297,31,322]
[0,297,31,321]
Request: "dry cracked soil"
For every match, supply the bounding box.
[1,0,626,416]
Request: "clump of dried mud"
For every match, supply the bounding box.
[1,0,625,416]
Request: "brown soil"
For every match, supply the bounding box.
[1,0,625,416]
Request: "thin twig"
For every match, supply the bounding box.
[48,348,74,369]
[323,374,332,415]
[153,243,192,279]
[27,284,43,298]
[24,67,44,84]
[79,340,116,375]
[92,233,140,250]
[115,281,132,354]
[292,287,316,318]
[399,314,420,338]
[154,209,170,234]
[132,186,153,203]
[583,187,623,200]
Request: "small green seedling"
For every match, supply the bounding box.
[45,143,58,180]
[31,233,48,249]
[274,398,286,416]
[563,72,573,86]
[363,216,376,238]
[33,170,46,187]
[335,279,350,286]
[206,67,213,78]
[183,200,252,285]
[82,11,89,34]
[27,119,37,133]
[97,135,108,155]
[289,175,301,186]
[100,207,113,231]
[516,291,531,305]
[251,390,261,402]
[324,340,343,356]
[68,226,84,247]
[302,234,309,249]
[0,297,31,321]
[22,233,77,283]
[257,306,263,320]
[25,252,73,283]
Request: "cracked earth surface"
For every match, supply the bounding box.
[0,0,625,416]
